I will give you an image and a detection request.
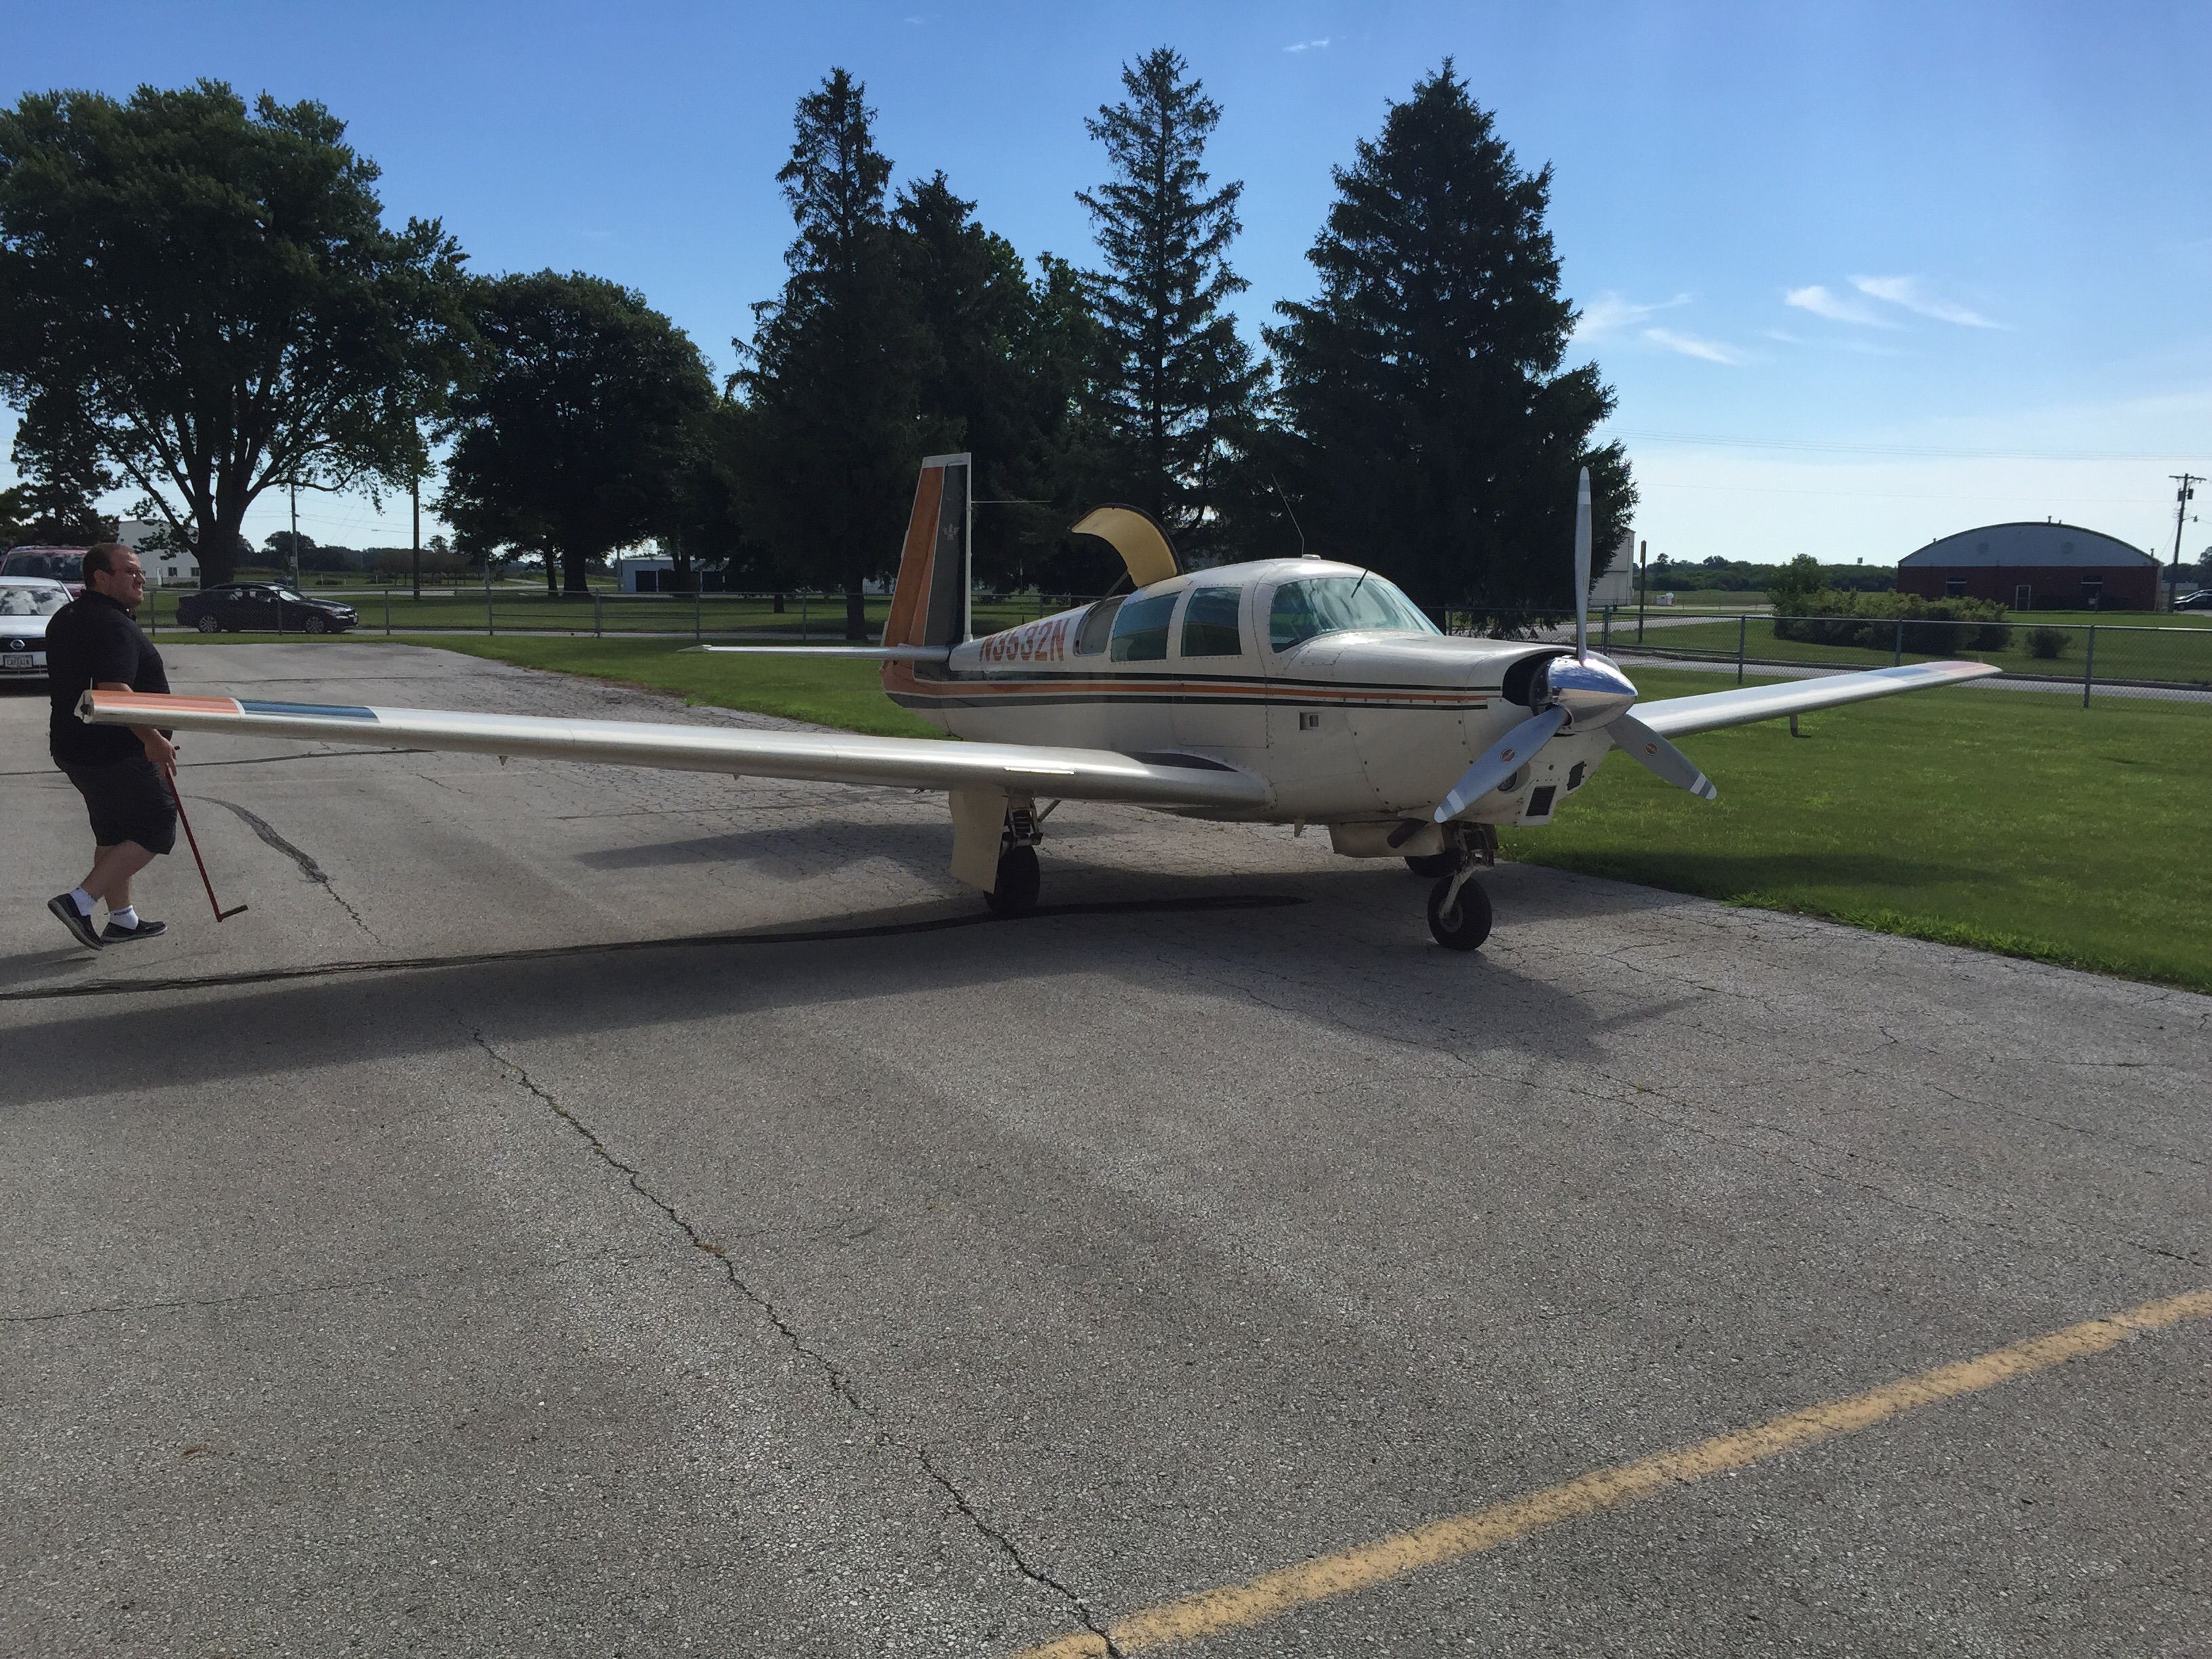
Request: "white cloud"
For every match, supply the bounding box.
[1573,290,1689,342]
[1850,274,2004,329]
[1784,284,1889,327]
[1284,37,1330,52]
[1642,326,1748,365]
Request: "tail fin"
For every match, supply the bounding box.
[883,453,971,649]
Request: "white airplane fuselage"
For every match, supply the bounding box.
[882,558,1612,848]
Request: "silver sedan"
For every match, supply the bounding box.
[0,577,69,682]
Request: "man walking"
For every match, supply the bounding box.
[45,542,176,949]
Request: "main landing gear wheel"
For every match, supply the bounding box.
[985,844,1041,918]
[1404,851,1456,878]
[1427,874,1493,951]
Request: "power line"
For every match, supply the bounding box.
[1601,427,2209,463]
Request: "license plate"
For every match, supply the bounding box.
[2,654,31,669]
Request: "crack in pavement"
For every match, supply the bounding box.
[469,1029,1123,1655]
[206,798,381,942]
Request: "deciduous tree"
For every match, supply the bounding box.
[1265,64,1635,620]
[0,81,467,585]
[440,271,716,594]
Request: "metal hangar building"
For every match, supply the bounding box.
[1897,521,2159,610]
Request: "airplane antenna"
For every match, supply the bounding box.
[1269,474,1309,557]
[1573,466,1592,661]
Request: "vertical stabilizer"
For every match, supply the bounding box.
[883,453,971,649]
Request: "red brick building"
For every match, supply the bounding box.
[1898,521,2160,611]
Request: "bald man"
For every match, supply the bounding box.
[45,542,175,948]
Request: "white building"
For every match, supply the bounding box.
[117,520,199,586]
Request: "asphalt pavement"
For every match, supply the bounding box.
[3,644,2205,1658]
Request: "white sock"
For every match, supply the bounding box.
[110,905,138,930]
[68,888,94,917]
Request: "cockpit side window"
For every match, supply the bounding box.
[1072,595,1124,656]
[1107,591,1179,662]
[1179,588,1244,657]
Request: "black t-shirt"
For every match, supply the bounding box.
[47,591,169,766]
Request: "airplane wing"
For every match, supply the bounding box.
[1631,660,2001,739]
[77,690,1271,810]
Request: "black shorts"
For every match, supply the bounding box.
[61,756,178,856]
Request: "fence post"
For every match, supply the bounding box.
[487,583,494,637]
[1893,618,1905,665]
[1601,607,1612,651]
[1736,614,1747,684]
[384,589,391,636]
[2083,625,2095,708]
[594,593,602,638]
[694,591,702,643]
[801,592,809,640]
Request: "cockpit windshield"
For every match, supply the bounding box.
[1267,575,1439,651]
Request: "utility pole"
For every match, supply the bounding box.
[287,480,300,583]
[2169,473,2200,613]
[411,468,422,602]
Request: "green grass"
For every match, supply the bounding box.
[1504,668,2212,993]
[162,636,2212,992]
[417,634,943,737]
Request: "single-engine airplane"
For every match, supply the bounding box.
[85,453,1998,949]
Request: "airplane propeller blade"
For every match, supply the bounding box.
[1610,712,1718,800]
[1574,466,1592,662]
[1433,705,1570,823]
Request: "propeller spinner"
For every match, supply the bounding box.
[1432,467,1718,823]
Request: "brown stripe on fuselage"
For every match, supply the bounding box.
[881,466,947,651]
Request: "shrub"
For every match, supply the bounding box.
[1771,588,2009,655]
[2028,626,2071,660]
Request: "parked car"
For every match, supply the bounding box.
[2175,589,2212,611]
[174,583,359,634]
[0,546,85,594]
[0,575,70,682]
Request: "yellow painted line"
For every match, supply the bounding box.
[1013,1287,2212,1658]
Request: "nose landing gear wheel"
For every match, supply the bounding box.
[1404,851,1456,878]
[1427,874,1492,951]
[985,844,1041,918]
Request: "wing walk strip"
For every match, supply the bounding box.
[1010,1286,2212,1658]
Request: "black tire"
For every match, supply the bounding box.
[1405,851,1456,878]
[304,613,328,634]
[985,844,1041,918]
[1427,874,1493,951]
[194,613,219,633]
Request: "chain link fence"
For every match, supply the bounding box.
[1563,609,2212,701]
[142,586,2212,701]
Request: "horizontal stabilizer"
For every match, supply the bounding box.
[1633,660,2000,739]
[683,644,953,661]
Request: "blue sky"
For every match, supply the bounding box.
[6,0,2211,567]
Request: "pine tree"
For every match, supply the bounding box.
[1077,47,1261,559]
[739,70,940,638]
[1265,63,1635,620]
[895,172,1043,589]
